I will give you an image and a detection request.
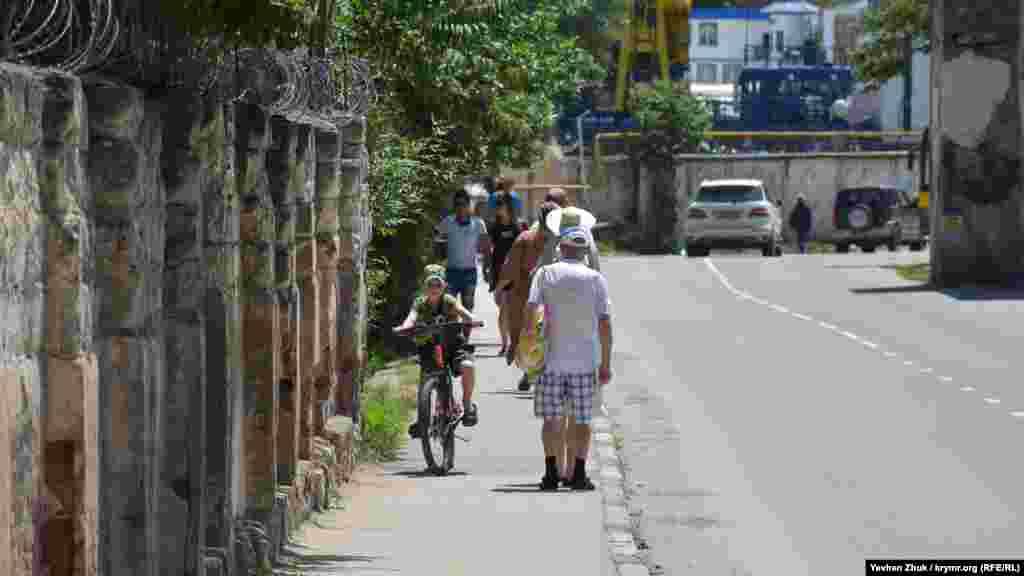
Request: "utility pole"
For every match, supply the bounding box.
[902,33,912,130]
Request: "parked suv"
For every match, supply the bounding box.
[685,179,783,258]
[830,185,926,253]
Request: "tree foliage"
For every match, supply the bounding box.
[849,0,929,86]
[630,80,713,160]
[341,0,604,327]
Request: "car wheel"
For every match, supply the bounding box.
[887,235,899,252]
[836,243,850,253]
[909,241,925,252]
[861,244,877,253]
[687,246,707,258]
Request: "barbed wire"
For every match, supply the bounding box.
[5,0,120,73]
[3,1,376,125]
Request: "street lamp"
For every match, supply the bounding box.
[576,109,592,210]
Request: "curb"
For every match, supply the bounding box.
[592,406,658,576]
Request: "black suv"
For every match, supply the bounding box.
[830,186,925,253]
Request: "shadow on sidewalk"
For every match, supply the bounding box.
[388,469,470,478]
[275,547,389,575]
[491,482,567,494]
[850,284,1024,301]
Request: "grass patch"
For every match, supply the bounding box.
[357,360,420,463]
[597,238,620,256]
[806,240,836,254]
[894,262,930,283]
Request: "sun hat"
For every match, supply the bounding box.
[423,264,446,286]
[545,206,596,247]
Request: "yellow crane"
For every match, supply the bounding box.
[614,0,692,110]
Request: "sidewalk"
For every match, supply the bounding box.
[275,283,616,576]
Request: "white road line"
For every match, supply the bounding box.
[818,321,837,331]
[1011,411,1024,419]
[792,313,813,321]
[939,376,954,382]
[903,360,915,367]
[840,331,859,340]
[984,397,1001,405]
[883,351,897,358]
[771,304,790,313]
[861,341,879,350]
[919,367,934,374]
[704,259,739,295]
[960,386,976,393]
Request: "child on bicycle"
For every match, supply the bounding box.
[395,264,481,437]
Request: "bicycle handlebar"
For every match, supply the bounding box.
[394,321,484,338]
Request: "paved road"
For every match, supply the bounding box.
[276,284,614,576]
[601,251,1024,576]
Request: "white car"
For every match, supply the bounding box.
[685,178,784,258]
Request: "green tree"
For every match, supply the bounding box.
[628,80,712,253]
[849,0,929,86]
[339,0,605,328]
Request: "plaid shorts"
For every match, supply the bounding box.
[534,372,597,425]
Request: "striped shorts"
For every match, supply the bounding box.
[534,372,597,425]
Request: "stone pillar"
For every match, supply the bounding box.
[40,71,99,576]
[314,129,342,433]
[295,130,319,460]
[160,89,215,576]
[267,116,299,483]
[236,103,280,514]
[336,118,368,419]
[930,1,1024,286]
[202,99,241,574]
[88,79,166,576]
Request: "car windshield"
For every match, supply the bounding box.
[697,185,763,203]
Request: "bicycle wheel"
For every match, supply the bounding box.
[418,374,444,473]
[441,391,456,474]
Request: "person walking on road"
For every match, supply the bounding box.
[437,188,490,336]
[497,201,555,375]
[789,194,813,254]
[524,219,613,491]
[489,192,528,356]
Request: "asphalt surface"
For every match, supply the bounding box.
[277,284,614,576]
[600,249,1024,576]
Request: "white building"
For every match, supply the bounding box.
[688,7,771,85]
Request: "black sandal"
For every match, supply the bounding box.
[570,474,596,491]
[540,474,560,491]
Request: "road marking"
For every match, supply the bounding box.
[840,331,859,340]
[984,397,1001,405]
[704,259,739,294]
[960,386,976,393]
[919,367,933,374]
[903,360,915,367]
[883,351,897,358]
[1011,411,1024,419]
[861,341,879,350]
[792,313,813,321]
[819,321,837,331]
[771,304,790,313]
[939,376,953,382]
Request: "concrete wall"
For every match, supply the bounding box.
[0,61,370,576]
[568,150,919,242]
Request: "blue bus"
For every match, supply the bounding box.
[735,65,856,132]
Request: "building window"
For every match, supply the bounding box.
[699,23,718,47]
[696,63,717,83]
[775,30,785,52]
[723,63,744,84]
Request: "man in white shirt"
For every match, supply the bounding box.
[525,221,613,491]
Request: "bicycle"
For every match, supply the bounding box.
[394,320,484,475]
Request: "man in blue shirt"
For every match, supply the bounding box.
[437,189,490,318]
